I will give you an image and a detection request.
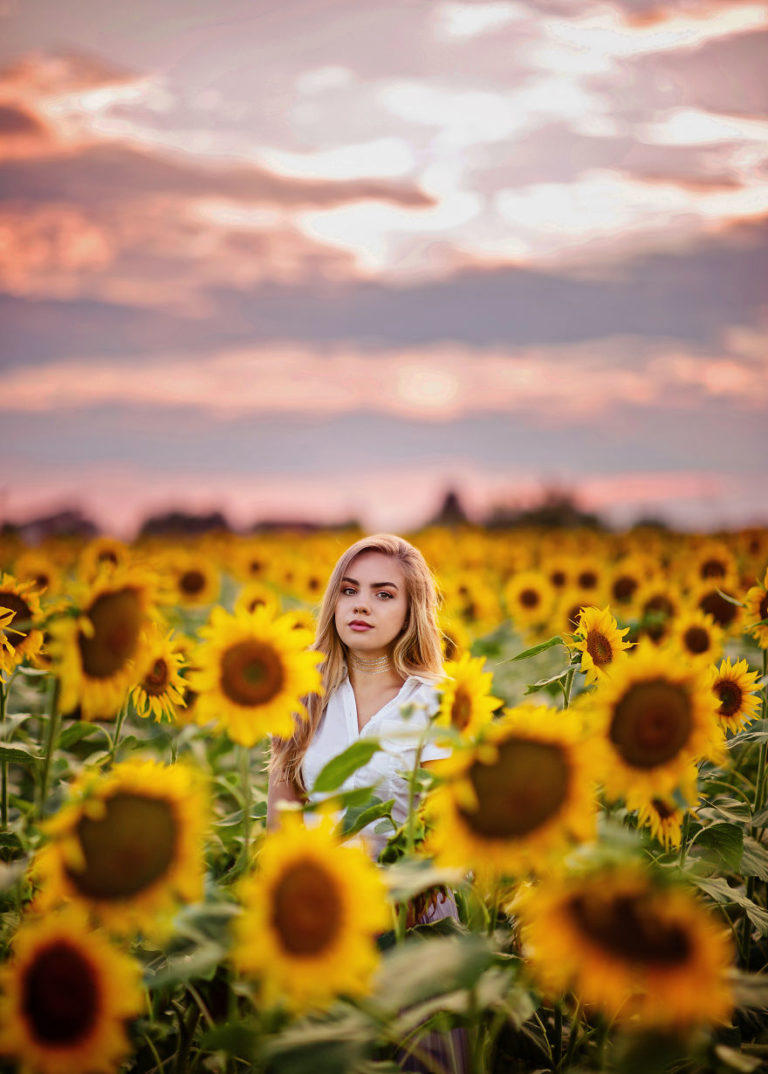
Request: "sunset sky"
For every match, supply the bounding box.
[1,0,767,535]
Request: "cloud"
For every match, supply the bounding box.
[1,335,765,421]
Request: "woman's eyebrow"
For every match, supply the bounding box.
[341,576,399,589]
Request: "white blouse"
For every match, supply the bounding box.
[302,674,451,858]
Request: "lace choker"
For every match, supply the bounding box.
[348,652,393,675]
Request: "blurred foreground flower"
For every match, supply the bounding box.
[744,567,768,649]
[427,704,596,877]
[0,907,143,1074]
[517,865,734,1030]
[189,605,324,746]
[33,758,209,936]
[232,813,390,1010]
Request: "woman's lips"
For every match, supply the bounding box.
[349,621,373,631]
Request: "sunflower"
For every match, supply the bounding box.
[744,568,768,649]
[426,705,596,877]
[668,609,724,668]
[12,549,61,598]
[709,657,762,734]
[0,906,143,1074]
[632,580,683,645]
[78,536,130,582]
[635,795,687,850]
[571,557,607,601]
[571,605,631,685]
[586,640,724,807]
[687,540,738,589]
[435,653,503,739]
[607,555,656,617]
[554,590,601,635]
[189,605,324,746]
[32,758,209,936]
[231,812,390,1010]
[692,580,744,636]
[49,565,158,720]
[442,573,504,635]
[281,607,317,645]
[130,628,187,722]
[233,581,281,619]
[0,572,44,672]
[438,612,472,661]
[517,865,733,1029]
[170,549,221,607]
[504,571,556,634]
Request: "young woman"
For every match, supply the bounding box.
[267,533,450,854]
[268,533,468,1072]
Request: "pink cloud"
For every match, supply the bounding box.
[1,339,765,421]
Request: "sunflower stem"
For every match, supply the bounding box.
[1,676,7,829]
[239,744,252,873]
[38,675,61,816]
[552,1002,563,1068]
[678,809,691,867]
[109,697,129,763]
[560,666,575,710]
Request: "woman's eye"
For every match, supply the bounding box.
[377,592,393,599]
[342,587,356,596]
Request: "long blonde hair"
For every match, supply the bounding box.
[270,533,443,792]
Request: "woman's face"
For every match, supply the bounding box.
[334,551,408,658]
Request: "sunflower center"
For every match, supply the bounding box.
[67,792,177,899]
[683,626,710,654]
[22,940,99,1045]
[180,570,205,595]
[519,588,540,609]
[701,558,726,579]
[460,737,569,839]
[609,679,692,769]
[759,592,768,621]
[271,859,342,956]
[715,680,743,719]
[220,640,284,707]
[578,570,598,589]
[551,570,567,588]
[78,588,142,679]
[586,630,614,667]
[450,685,473,731]
[0,591,32,629]
[699,590,738,628]
[567,892,691,966]
[143,658,170,695]
[651,797,676,821]
[612,576,638,603]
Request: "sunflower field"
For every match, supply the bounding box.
[1,524,767,1074]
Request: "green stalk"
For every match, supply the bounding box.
[553,1003,563,1069]
[38,676,61,815]
[678,809,691,867]
[239,744,252,873]
[109,698,129,763]
[1,677,7,829]
[561,665,576,710]
[742,649,768,966]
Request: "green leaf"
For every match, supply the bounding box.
[372,934,495,1014]
[313,739,382,793]
[524,668,572,695]
[200,1022,260,1060]
[340,798,395,838]
[57,722,111,751]
[692,822,743,874]
[741,836,768,881]
[692,876,768,936]
[731,970,768,1009]
[507,636,565,662]
[0,743,40,766]
[144,941,227,988]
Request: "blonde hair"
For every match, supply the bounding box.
[270,533,443,792]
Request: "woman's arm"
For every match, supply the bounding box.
[266,772,304,829]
